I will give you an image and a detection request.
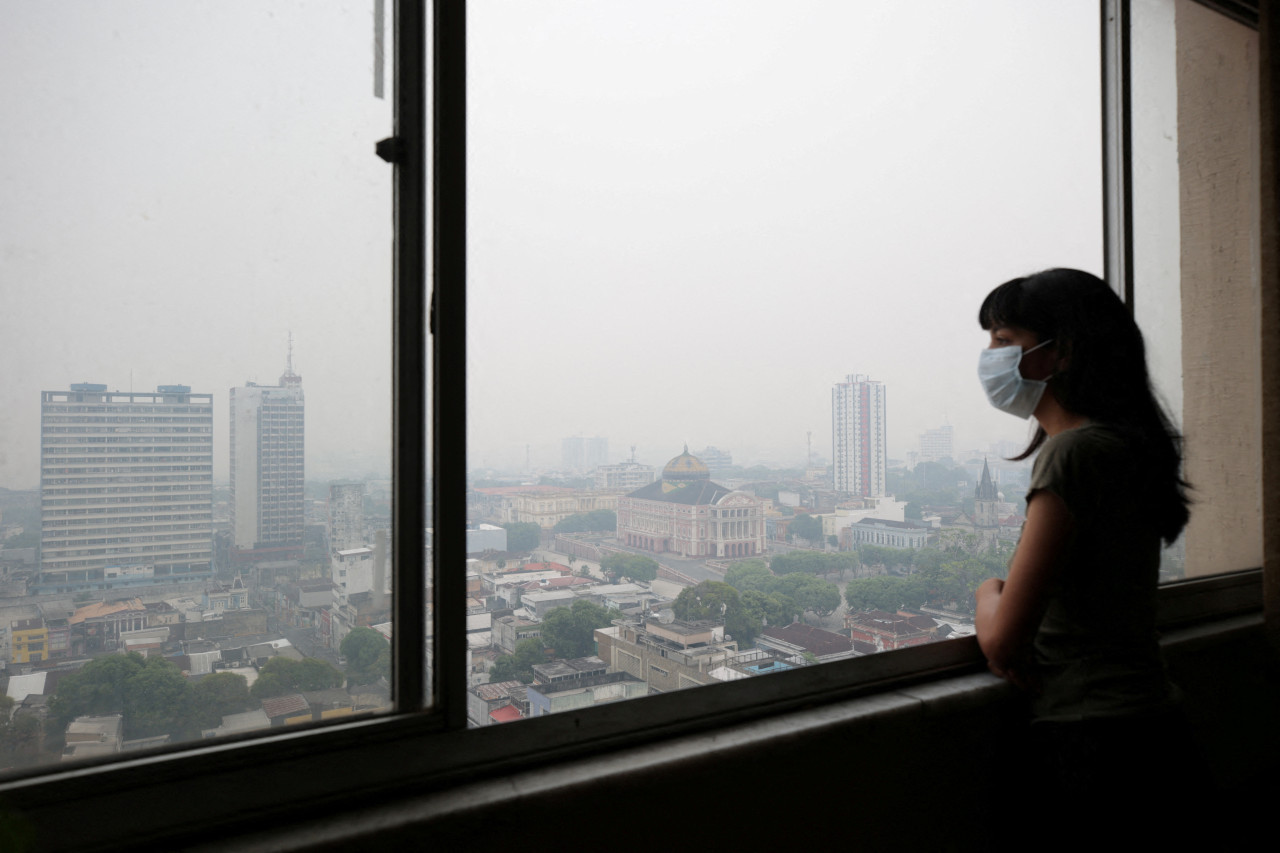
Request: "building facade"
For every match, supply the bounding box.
[615,448,765,558]
[973,458,1001,546]
[328,482,365,552]
[38,384,214,593]
[593,460,657,491]
[561,436,608,473]
[918,424,954,463]
[832,374,888,497]
[230,359,305,563]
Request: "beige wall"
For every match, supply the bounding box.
[1178,0,1263,576]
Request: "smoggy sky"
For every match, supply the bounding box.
[0,1,1102,489]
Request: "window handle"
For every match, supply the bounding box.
[375,136,401,164]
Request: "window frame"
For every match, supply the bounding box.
[0,2,1264,847]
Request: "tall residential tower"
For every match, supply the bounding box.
[38,384,214,593]
[230,352,305,563]
[832,374,887,497]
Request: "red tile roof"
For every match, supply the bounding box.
[489,704,523,723]
[261,694,310,719]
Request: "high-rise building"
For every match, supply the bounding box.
[561,436,608,473]
[831,374,887,497]
[38,383,214,593]
[919,424,954,463]
[328,482,365,552]
[691,446,733,473]
[230,354,305,563]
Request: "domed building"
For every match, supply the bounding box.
[616,447,766,559]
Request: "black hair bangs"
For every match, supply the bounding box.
[977,276,1028,331]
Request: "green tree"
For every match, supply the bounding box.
[0,696,44,769]
[250,657,344,699]
[540,600,613,659]
[123,657,197,739]
[844,575,928,613]
[674,581,762,645]
[773,573,841,618]
[489,638,544,684]
[827,534,840,548]
[501,522,541,552]
[723,559,773,593]
[600,553,658,583]
[48,652,146,727]
[788,514,823,543]
[191,672,252,728]
[741,589,797,629]
[341,627,391,684]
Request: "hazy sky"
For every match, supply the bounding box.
[466,0,1102,471]
[1,1,1102,489]
[1,2,393,488]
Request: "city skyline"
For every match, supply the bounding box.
[1,2,1101,490]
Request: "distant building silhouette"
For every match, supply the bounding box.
[230,348,305,563]
[832,374,887,497]
[562,436,608,474]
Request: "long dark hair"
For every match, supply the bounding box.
[978,268,1189,543]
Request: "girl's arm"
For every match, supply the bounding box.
[975,490,1074,688]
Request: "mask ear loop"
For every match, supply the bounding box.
[1024,338,1056,382]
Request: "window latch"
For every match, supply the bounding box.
[375,136,401,164]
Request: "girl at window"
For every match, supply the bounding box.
[972,268,1196,837]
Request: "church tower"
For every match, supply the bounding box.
[974,459,1001,542]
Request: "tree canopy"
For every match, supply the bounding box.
[539,600,614,659]
[788,514,824,543]
[600,553,658,583]
[552,509,617,533]
[489,638,545,684]
[48,653,208,741]
[250,657,344,699]
[501,522,541,552]
[673,581,762,645]
[341,627,391,685]
[722,559,773,593]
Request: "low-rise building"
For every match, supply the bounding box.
[756,623,855,663]
[11,617,48,665]
[596,616,738,693]
[63,715,123,761]
[526,672,647,717]
[492,615,541,655]
[467,680,528,727]
[69,599,147,655]
[846,609,940,654]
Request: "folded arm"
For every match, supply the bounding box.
[975,489,1074,689]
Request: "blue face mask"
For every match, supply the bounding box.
[978,339,1054,419]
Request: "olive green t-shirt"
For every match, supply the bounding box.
[1025,422,1175,721]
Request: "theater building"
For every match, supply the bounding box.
[615,447,766,558]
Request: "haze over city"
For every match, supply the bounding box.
[1,0,1102,487]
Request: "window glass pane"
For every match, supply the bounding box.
[466,0,1100,722]
[1130,0,1262,580]
[0,1,394,772]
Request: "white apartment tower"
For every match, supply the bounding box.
[230,353,305,563]
[919,424,954,463]
[562,436,608,473]
[328,482,365,552]
[832,374,887,497]
[38,384,214,593]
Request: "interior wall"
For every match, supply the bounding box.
[1178,0,1264,577]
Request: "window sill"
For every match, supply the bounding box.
[0,569,1262,851]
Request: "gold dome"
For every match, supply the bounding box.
[663,445,710,481]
